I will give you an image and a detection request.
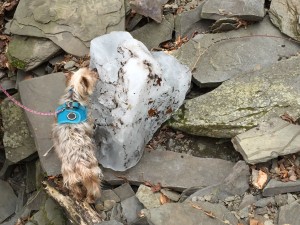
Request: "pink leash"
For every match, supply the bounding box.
[0,84,61,116]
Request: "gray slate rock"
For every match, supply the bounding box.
[100,190,121,203]
[143,202,238,225]
[114,183,135,201]
[263,179,300,197]
[7,36,61,71]
[201,0,265,21]
[239,194,257,210]
[254,197,275,208]
[28,197,66,225]
[269,0,300,42]
[160,189,180,202]
[1,94,37,163]
[232,118,300,164]
[18,73,65,175]
[0,180,17,223]
[170,55,300,138]
[131,14,174,49]
[98,221,124,225]
[278,200,300,225]
[121,196,144,224]
[173,16,300,88]
[174,2,211,38]
[187,161,249,201]
[10,0,125,56]
[103,150,234,191]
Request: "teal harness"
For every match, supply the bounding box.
[56,101,87,124]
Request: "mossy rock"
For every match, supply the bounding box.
[170,56,300,138]
[7,35,61,71]
[1,93,37,162]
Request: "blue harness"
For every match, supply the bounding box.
[56,101,87,124]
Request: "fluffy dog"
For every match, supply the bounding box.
[52,68,102,203]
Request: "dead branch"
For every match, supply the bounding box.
[43,181,103,225]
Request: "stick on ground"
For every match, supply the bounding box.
[43,181,103,225]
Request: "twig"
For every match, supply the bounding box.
[43,145,54,157]
[190,202,233,225]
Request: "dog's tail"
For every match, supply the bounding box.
[77,162,102,203]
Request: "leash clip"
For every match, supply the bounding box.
[66,101,73,109]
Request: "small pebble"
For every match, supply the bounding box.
[64,60,76,70]
[264,220,274,225]
[191,196,198,202]
[95,202,104,212]
[204,195,212,202]
[197,196,205,202]
[103,200,116,211]
[225,196,235,202]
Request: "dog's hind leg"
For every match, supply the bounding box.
[79,164,102,203]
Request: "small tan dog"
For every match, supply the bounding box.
[52,68,102,203]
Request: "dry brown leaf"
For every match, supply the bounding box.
[151,182,162,192]
[249,219,259,225]
[253,170,268,189]
[159,193,170,204]
[280,112,296,124]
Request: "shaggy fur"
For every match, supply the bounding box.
[52,68,102,203]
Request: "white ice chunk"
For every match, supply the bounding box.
[90,31,191,171]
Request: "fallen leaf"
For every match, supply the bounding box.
[159,193,170,204]
[151,182,162,192]
[280,112,296,124]
[249,219,259,225]
[144,181,162,192]
[4,0,19,11]
[175,133,184,139]
[252,170,268,189]
[249,218,264,225]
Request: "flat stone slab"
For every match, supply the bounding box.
[269,0,300,42]
[1,94,36,163]
[263,179,300,197]
[18,73,65,175]
[10,0,125,56]
[102,150,234,191]
[130,0,168,23]
[7,36,61,71]
[278,200,300,225]
[232,118,300,164]
[174,2,211,39]
[131,14,174,49]
[143,202,238,225]
[170,55,300,138]
[0,180,17,223]
[201,0,265,21]
[187,161,250,202]
[173,16,300,87]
